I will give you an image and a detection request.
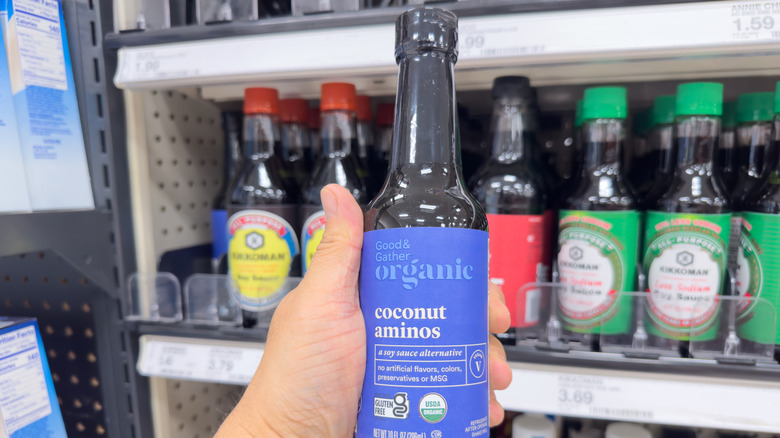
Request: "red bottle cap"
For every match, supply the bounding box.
[376,103,395,126]
[244,88,279,115]
[280,98,309,124]
[356,95,372,121]
[321,82,357,112]
[308,107,321,130]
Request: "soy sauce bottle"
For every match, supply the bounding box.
[470,76,549,345]
[300,82,367,275]
[557,87,638,347]
[211,111,243,273]
[716,101,737,195]
[643,82,730,352]
[308,107,321,166]
[227,88,300,327]
[732,91,775,208]
[356,94,377,194]
[739,81,780,347]
[372,102,395,182]
[630,109,652,199]
[640,95,676,209]
[279,98,311,188]
[359,8,488,437]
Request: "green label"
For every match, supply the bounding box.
[557,210,639,334]
[737,212,780,344]
[643,211,731,341]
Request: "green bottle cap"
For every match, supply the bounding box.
[675,82,723,116]
[632,109,651,136]
[575,99,584,128]
[722,101,737,128]
[652,95,676,126]
[737,92,774,123]
[774,81,780,114]
[582,87,627,120]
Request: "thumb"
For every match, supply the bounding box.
[299,184,364,304]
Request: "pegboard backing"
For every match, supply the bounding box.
[158,379,243,438]
[0,250,130,437]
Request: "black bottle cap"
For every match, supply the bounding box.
[492,76,533,100]
[395,7,458,62]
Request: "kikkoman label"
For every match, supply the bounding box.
[556,210,638,335]
[227,209,299,311]
[643,211,730,341]
[737,212,780,345]
[301,208,326,275]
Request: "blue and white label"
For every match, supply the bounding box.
[358,227,489,438]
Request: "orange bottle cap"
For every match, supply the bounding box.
[321,82,357,112]
[356,95,372,121]
[280,98,309,124]
[376,103,395,126]
[244,88,279,115]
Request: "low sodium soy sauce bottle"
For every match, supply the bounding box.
[643,82,731,354]
[359,8,489,438]
[300,82,367,275]
[227,88,300,327]
[557,87,639,349]
[732,91,775,208]
[470,76,549,345]
[738,81,780,349]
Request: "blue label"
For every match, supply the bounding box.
[358,227,489,438]
[211,209,228,260]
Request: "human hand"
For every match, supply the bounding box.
[217,184,513,437]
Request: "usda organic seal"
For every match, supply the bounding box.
[419,393,447,423]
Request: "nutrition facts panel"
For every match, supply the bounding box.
[374,344,487,388]
[10,0,67,90]
[0,326,51,435]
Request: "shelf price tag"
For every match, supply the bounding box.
[729,2,780,41]
[137,336,263,385]
[497,364,780,433]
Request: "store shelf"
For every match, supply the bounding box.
[130,325,780,432]
[110,1,780,98]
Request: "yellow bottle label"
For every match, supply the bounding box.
[302,210,326,274]
[228,210,299,310]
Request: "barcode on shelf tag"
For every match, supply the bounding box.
[497,364,780,433]
[137,336,264,385]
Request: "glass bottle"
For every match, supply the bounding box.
[355,94,375,192]
[372,102,395,184]
[211,110,243,273]
[279,98,311,188]
[738,81,780,347]
[470,76,549,345]
[557,87,638,348]
[630,109,653,200]
[732,91,775,209]
[359,8,488,437]
[640,95,676,209]
[716,101,738,196]
[227,88,300,327]
[643,82,730,353]
[300,82,367,275]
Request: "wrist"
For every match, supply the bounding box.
[216,401,283,438]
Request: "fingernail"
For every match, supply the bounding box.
[321,187,339,220]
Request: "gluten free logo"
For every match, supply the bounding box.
[373,393,409,419]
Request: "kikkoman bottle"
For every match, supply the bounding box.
[301,82,367,275]
[470,76,549,345]
[372,102,395,179]
[212,111,243,273]
[732,92,775,208]
[359,8,489,437]
[630,109,653,200]
[640,95,677,209]
[738,81,780,346]
[716,101,738,195]
[356,94,376,192]
[557,87,638,342]
[643,82,730,345]
[279,98,311,188]
[227,88,300,327]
